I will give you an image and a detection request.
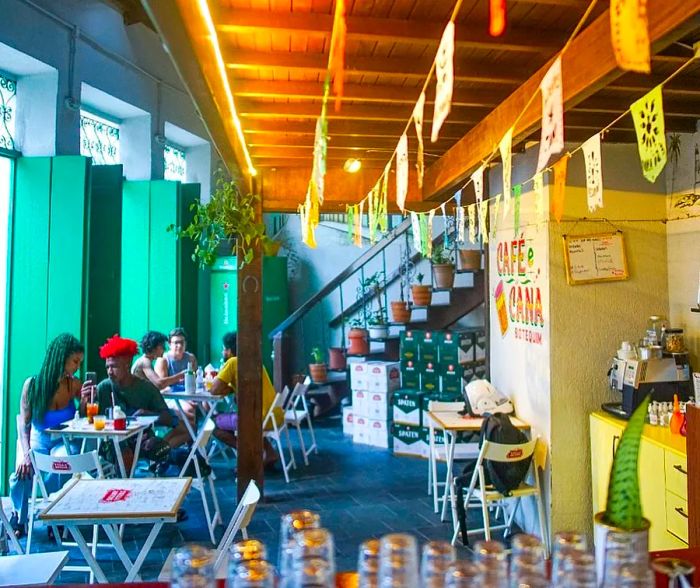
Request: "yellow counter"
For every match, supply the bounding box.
[591,410,687,456]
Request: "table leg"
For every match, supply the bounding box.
[67,525,108,584]
[441,433,456,522]
[112,437,128,478]
[125,522,164,582]
[102,523,139,581]
[130,430,144,478]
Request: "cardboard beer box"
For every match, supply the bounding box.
[440,362,464,396]
[367,418,391,449]
[366,390,391,421]
[391,423,427,458]
[392,389,424,426]
[352,389,369,418]
[342,406,354,436]
[399,330,423,362]
[349,360,370,391]
[366,361,401,393]
[353,415,370,445]
[421,426,476,448]
[437,331,460,364]
[419,330,438,363]
[421,361,439,394]
[400,359,421,389]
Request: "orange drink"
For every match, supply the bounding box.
[93,415,106,431]
[87,403,99,424]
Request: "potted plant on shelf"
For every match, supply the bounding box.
[431,245,455,289]
[347,318,370,356]
[308,347,328,384]
[457,247,482,271]
[411,272,432,307]
[328,346,346,371]
[368,310,389,340]
[390,246,412,323]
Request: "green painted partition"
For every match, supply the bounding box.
[85,166,123,380]
[178,184,200,357]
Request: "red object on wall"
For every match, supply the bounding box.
[489,0,507,37]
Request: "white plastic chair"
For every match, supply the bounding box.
[27,450,103,581]
[0,497,23,554]
[192,418,223,544]
[426,401,479,515]
[284,383,318,466]
[159,480,260,581]
[263,387,296,483]
[450,437,549,557]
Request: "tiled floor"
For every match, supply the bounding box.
[19,418,502,583]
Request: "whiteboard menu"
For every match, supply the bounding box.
[562,231,629,285]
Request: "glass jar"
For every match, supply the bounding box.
[171,544,215,588]
[663,328,686,354]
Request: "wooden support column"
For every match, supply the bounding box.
[237,177,264,499]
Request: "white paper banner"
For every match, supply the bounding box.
[396,133,408,211]
[582,133,604,212]
[414,92,425,188]
[534,172,546,224]
[500,128,513,216]
[491,194,501,239]
[478,200,489,244]
[468,204,476,244]
[457,205,466,243]
[471,164,485,206]
[410,212,421,253]
[431,22,455,143]
[537,57,564,172]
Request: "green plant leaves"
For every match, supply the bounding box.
[605,393,651,529]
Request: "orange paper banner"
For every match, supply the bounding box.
[610,0,650,73]
[551,156,569,223]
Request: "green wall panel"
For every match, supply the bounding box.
[47,157,89,341]
[120,181,150,340]
[178,183,200,357]
[85,166,123,380]
[4,157,52,481]
[148,181,178,336]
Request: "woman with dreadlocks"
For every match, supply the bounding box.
[8,333,84,539]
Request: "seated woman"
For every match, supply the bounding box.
[132,331,185,390]
[8,333,84,539]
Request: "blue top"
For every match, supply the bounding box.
[34,402,76,431]
[166,352,194,392]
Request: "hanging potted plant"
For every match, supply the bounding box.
[457,247,482,271]
[390,246,412,323]
[308,347,328,384]
[431,245,455,289]
[168,171,273,268]
[411,272,432,307]
[368,310,389,340]
[347,318,370,356]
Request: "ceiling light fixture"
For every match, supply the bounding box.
[195,0,257,178]
[343,158,362,173]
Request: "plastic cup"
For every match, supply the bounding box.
[93,415,106,431]
[86,402,99,424]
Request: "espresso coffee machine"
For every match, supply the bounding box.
[604,355,692,418]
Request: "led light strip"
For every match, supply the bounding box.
[196,0,257,177]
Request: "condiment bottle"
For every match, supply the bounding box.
[670,394,684,435]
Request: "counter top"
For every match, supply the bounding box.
[592,410,687,457]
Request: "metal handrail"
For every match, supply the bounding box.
[268,216,413,339]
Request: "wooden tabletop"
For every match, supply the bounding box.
[428,411,529,432]
[39,477,192,522]
[46,415,157,438]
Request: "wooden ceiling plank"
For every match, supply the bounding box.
[421,0,700,202]
[215,8,563,53]
[224,49,527,85]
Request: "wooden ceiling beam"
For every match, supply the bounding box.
[215,8,562,54]
[225,50,527,85]
[422,0,700,201]
[242,119,467,139]
[574,95,700,118]
[247,133,457,150]
[250,146,447,160]
[232,79,506,108]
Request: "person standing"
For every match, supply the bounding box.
[9,333,84,539]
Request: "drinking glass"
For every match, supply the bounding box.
[292,528,335,576]
[171,544,215,588]
[229,539,267,578]
[93,415,106,431]
[277,510,320,581]
[378,533,419,588]
[291,557,332,588]
[473,540,508,587]
[444,562,485,588]
[86,402,99,424]
[420,541,455,588]
[357,539,379,588]
[230,559,274,588]
[551,532,587,586]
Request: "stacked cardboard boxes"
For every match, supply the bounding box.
[350,360,400,449]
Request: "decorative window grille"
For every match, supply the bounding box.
[164,143,187,181]
[80,110,120,164]
[0,72,17,151]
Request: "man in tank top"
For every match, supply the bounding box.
[155,327,197,392]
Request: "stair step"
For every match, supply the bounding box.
[369,335,400,343]
[456,269,482,274]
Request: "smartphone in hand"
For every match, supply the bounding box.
[86,371,97,385]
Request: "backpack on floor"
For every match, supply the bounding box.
[453,413,531,546]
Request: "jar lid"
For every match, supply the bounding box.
[665,328,684,334]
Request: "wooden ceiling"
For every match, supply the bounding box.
[141,0,700,211]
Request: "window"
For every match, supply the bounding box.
[80,110,120,164]
[0,72,16,151]
[164,143,186,181]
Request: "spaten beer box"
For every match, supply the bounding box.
[349,360,370,391]
[440,362,464,396]
[421,426,477,448]
[342,406,354,436]
[400,359,421,389]
[352,389,369,418]
[365,390,391,421]
[367,418,391,449]
[437,331,460,364]
[420,392,462,426]
[399,330,423,362]
[392,389,424,426]
[391,423,427,457]
[421,361,439,394]
[366,361,401,393]
[353,415,370,445]
[419,331,438,363]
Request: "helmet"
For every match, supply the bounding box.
[463,379,514,416]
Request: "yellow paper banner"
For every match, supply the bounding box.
[413,92,425,189]
[631,85,667,183]
[500,127,513,217]
[551,156,569,223]
[610,0,650,74]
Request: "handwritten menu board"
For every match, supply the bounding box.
[562,231,629,285]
